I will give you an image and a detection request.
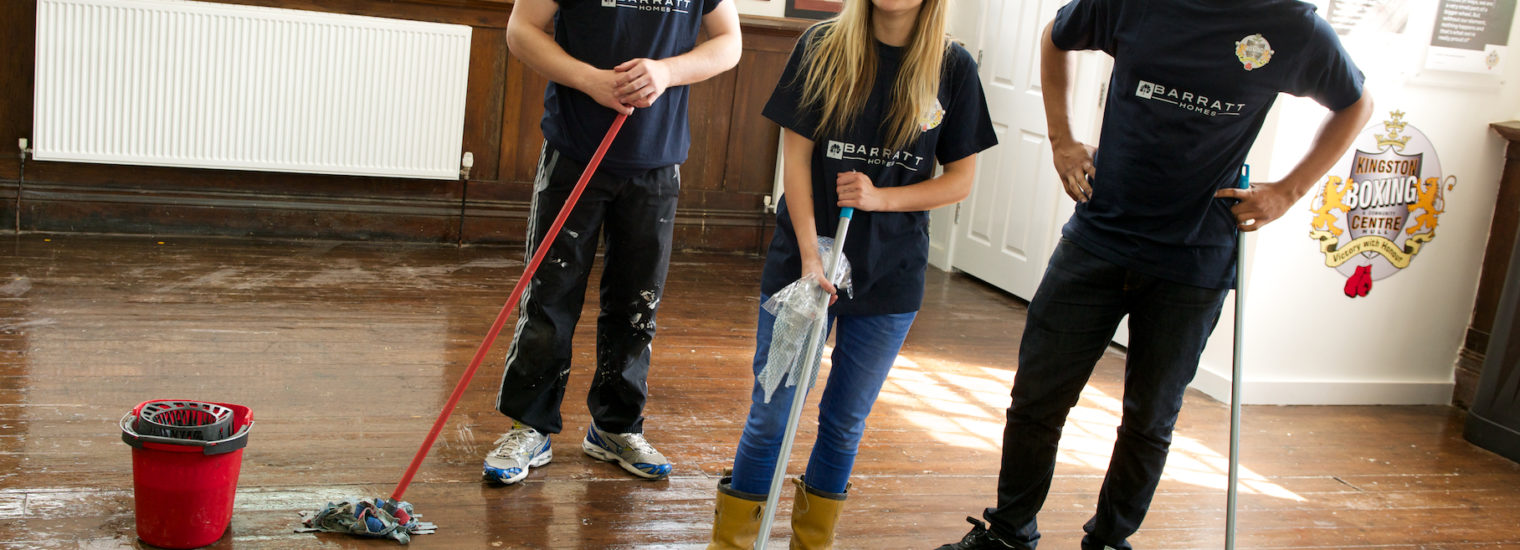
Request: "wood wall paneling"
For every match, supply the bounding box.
[503,55,550,191]
[684,70,738,202]
[725,25,802,207]
[1475,124,1520,341]
[2,1,37,184]
[1464,121,1520,461]
[0,0,807,252]
[207,0,514,28]
[467,28,509,183]
[1456,121,1520,408]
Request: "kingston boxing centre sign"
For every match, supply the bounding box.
[1307,110,1460,298]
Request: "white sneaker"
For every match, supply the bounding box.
[483,422,552,485]
[581,424,672,480]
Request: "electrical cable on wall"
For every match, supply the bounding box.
[16,138,28,234]
[458,152,474,247]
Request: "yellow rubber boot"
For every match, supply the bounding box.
[707,475,765,550]
[789,477,848,550]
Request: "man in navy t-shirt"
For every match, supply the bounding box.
[940,1,1373,549]
[484,0,740,486]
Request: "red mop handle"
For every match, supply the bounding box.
[390,112,629,502]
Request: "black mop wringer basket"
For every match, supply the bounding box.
[136,400,236,440]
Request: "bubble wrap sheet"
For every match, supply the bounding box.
[757,237,851,404]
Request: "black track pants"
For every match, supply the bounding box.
[494,143,679,435]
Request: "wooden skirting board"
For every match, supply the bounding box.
[3,178,770,252]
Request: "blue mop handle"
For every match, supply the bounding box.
[1225,164,1248,550]
[829,208,854,283]
[817,207,855,290]
[754,206,855,549]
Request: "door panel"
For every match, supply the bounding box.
[952,0,1066,300]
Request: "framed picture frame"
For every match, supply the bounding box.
[785,0,842,20]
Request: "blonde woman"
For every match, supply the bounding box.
[706,0,996,547]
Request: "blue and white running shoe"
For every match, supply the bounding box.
[582,424,672,480]
[483,422,551,485]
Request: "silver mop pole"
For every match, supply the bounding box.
[754,206,855,549]
[1226,165,1249,550]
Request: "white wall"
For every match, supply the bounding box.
[734,0,785,18]
[945,0,983,44]
[929,0,987,270]
[1192,3,1520,405]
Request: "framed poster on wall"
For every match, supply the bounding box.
[1424,0,1514,75]
[786,0,842,19]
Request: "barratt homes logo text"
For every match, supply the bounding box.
[1307,110,1458,298]
[601,0,692,13]
[1134,80,1246,117]
[824,140,926,172]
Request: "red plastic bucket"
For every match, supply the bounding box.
[120,400,253,549]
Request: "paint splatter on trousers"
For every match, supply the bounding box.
[495,143,680,435]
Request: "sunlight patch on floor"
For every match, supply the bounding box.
[879,353,1304,502]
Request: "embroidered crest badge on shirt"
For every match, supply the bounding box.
[1234,34,1273,71]
[919,98,945,132]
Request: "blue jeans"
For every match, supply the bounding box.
[984,239,1228,550]
[729,297,917,495]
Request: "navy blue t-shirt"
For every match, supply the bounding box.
[1053,0,1364,288]
[541,0,722,174]
[761,25,998,316]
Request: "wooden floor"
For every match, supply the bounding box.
[2,234,1518,549]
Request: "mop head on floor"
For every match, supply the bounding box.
[757,237,852,403]
[297,498,436,544]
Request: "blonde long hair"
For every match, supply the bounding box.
[798,0,949,152]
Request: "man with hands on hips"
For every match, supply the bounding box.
[939,0,1373,548]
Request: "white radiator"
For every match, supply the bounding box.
[33,0,472,180]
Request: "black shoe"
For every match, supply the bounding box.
[936,517,1018,549]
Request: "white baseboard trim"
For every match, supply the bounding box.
[1191,363,1454,405]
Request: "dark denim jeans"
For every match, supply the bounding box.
[729,297,917,495]
[494,144,680,435]
[984,239,1228,550]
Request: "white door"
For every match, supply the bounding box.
[952,0,1107,301]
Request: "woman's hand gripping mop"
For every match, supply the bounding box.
[297,113,630,544]
[753,207,856,548]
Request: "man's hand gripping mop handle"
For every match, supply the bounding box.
[390,113,629,502]
[754,207,855,548]
[1226,165,1248,550]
